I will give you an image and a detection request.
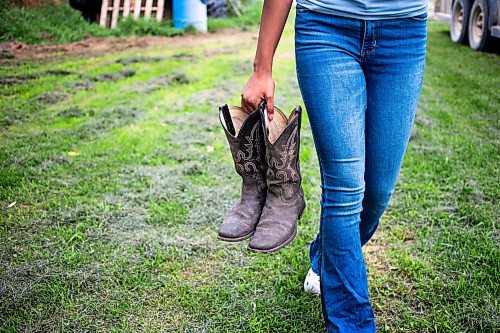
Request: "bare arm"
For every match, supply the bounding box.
[241,0,293,120]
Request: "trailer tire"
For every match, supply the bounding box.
[468,0,495,51]
[451,0,471,44]
[207,0,227,18]
[69,0,102,22]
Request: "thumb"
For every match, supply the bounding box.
[266,95,274,121]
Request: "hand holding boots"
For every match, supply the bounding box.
[218,101,305,254]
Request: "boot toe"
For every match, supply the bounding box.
[218,218,254,240]
[248,235,276,250]
[218,222,239,238]
[248,228,295,252]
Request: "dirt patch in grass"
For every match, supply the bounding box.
[0,38,151,63]
[100,196,222,255]
[100,128,236,244]
[160,112,222,164]
[232,59,252,76]
[0,50,14,59]
[100,165,189,245]
[363,229,391,272]
[187,79,242,109]
[75,105,143,138]
[94,69,136,82]
[55,106,95,119]
[36,91,70,104]
[410,100,436,141]
[115,56,165,65]
[162,111,220,133]
[170,52,198,62]
[459,179,486,206]
[274,73,301,109]
[414,111,435,129]
[123,70,193,94]
[0,102,42,129]
[411,142,453,156]
[0,29,257,62]
[0,69,78,85]
[203,47,240,58]
[40,155,70,170]
[69,79,96,91]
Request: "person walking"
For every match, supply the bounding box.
[239,0,428,331]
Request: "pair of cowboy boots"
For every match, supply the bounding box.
[217,102,305,254]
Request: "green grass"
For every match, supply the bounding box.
[0,1,262,45]
[0,3,103,44]
[207,3,262,32]
[0,13,499,332]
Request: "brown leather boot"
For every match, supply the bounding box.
[247,105,306,253]
[217,105,268,242]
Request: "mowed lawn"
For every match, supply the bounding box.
[1,15,499,332]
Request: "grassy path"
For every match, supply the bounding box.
[1,16,499,332]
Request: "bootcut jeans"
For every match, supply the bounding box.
[295,6,427,332]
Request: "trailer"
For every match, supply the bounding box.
[434,0,500,51]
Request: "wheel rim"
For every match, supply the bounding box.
[452,2,465,37]
[470,4,485,46]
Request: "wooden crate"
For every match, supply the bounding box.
[99,0,166,28]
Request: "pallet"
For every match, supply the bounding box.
[99,0,165,28]
[226,0,242,17]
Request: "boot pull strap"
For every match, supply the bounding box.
[257,99,269,136]
[220,104,236,136]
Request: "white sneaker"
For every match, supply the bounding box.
[303,267,321,296]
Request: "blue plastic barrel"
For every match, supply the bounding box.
[173,0,208,32]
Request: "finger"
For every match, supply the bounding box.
[249,98,260,113]
[247,97,260,112]
[241,97,253,114]
[266,95,274,121]
[241,95,250,113]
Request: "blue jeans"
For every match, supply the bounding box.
[295,7,427,333]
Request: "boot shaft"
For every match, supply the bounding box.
[259,105,303,189]
[219,105,267,178]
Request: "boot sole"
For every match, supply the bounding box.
[247,202,305,254]
[217,230,255,242]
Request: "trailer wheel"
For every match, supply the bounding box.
[207,0,227,18]
[451,0,471,44]
[468,0,493,51]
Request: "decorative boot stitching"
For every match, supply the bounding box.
[266,126,300,204]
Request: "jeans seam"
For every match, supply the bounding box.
[361,22,378,61]
[315,138,328,325]
[364,39,377,58]
[317,153,325,278]
[360,21,367,61]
